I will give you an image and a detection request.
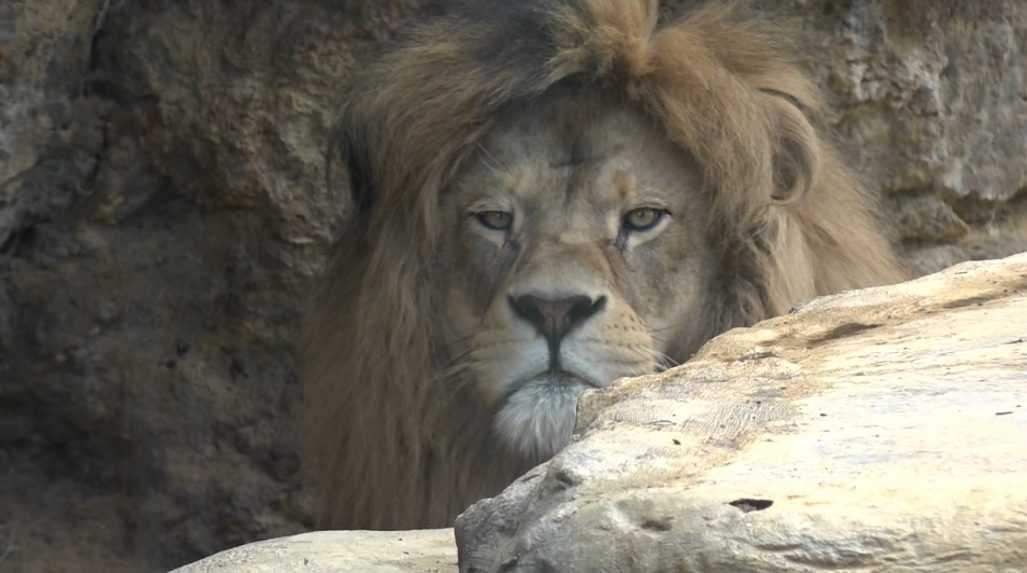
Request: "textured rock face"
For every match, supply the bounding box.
[2,0,1026,571]
[456,253,1027,572]
[171,530,457,573]
[788,0,1027,273]
[2,1,441,571]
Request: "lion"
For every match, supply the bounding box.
[302,0,905,530]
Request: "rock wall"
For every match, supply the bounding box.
[782,0,1027,273]
[1,1,1025,571]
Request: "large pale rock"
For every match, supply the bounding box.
[457,253,1027,572]
[172,530,457,573]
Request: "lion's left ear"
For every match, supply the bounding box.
[761,90,822,204]
[325,118,376,216]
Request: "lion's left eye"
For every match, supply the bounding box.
[622,208,668,232]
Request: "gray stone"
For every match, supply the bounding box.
[456,253,1027,572]
[798,1,1027,206]
[903,219,1027,275]
[890,193,970,243]
[172,530,457,573]
[2,2,439,570]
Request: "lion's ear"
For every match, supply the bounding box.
[345,133,376,214]
[762,90,821,205]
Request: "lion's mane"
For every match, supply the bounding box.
[303,0,904,529]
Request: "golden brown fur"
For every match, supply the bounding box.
[303,0,904,529]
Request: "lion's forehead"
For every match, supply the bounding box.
[456,93,700,219]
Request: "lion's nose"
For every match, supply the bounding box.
[508,293,606,344]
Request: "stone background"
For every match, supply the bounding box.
[1,1,1024,571]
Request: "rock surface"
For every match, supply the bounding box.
[456,253,1027,572]
[768,0,1027,273]
[3,0,1027,571]
[2,2,439,571]
[172,530,457,573]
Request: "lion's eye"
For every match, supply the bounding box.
[622,207,668,232]
[475,210,513,231]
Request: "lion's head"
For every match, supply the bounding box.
[304,0,904,529]
[437,90,715,460]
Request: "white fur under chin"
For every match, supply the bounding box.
[493,377,587,462]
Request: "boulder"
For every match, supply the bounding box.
[456,253,1027,572]
[172,530,456,573]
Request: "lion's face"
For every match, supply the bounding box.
[437,92,715,460]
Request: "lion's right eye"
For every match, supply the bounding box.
[474,210,513,231]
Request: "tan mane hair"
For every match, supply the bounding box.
[303,0,904,529]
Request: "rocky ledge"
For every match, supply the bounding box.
[171,529,457,573]
[176,252,1027,572]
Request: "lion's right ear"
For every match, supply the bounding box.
[761,90,822,205]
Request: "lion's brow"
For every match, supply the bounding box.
[554,155,599,168]
[548,141,624,170]
[548,153,606,169]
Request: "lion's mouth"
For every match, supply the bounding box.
[503,368,599,402]
[539,369,598,387]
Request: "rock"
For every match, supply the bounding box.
[904,219,1027,275]
[1,0,107,249]
[802,1,1027,206]
[889,193,970,243]
[749,0,1027,253]
[1,1,441,571]
[171,530,457,573]
[456,253,1027,572]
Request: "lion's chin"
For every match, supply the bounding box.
[493,372,592,462]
